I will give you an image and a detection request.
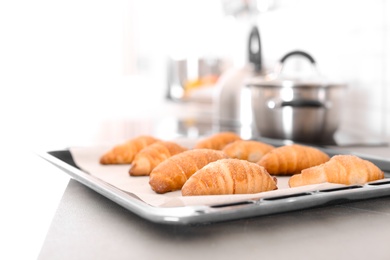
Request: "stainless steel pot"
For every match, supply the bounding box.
[247,50,347,144]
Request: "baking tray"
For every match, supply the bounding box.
[39,145,390,225]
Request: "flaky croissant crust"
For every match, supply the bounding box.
[289,154,384,187]
[182,158,277,196]
[100,135,159,164]
[223,140,275,162]
[257,144,330,175]
[194,132,241,150]
[129,141,187,176]
[149,149,228,194]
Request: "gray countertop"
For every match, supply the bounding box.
[36,143,390,260]
[38,179,390,260]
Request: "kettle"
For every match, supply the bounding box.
[213,25,263,135]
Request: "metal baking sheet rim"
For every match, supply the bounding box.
[39,150,390,225]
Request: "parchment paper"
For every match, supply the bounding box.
[70,146,345,208]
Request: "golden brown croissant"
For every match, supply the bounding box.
[223,140,275,162]
[100,135,159,164]
[194,131,241,150]
[129,141,188,176]
[257,144,330,175]
[289,155,384,187]
[181,158,277,196]
[149,149,228,193]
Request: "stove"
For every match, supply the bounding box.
[176,116,388,148]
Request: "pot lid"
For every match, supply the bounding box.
[247,50,346,88]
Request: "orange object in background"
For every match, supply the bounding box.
[184,74,219,92]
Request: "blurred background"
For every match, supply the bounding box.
[0,0,389,148]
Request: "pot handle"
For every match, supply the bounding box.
[275,50,317,75]
[267,99,326,109]
[281,100,324,108]
[279,50,316,64]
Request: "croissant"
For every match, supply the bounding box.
[194,131,241,150]
[289,155,384,187]
[149,149,228,193]
[257,144,330,175]
[223,140,275,162]
[129,141,188,176]
[100,135,159,164]
[182,158,277,196]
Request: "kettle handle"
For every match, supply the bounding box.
[248,26,262,73]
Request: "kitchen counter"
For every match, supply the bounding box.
[4,99,390,260]
[40,178,390,260]
[37,134,390,259]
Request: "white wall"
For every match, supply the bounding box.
[1,0,389,147]
[0,0,168,147]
